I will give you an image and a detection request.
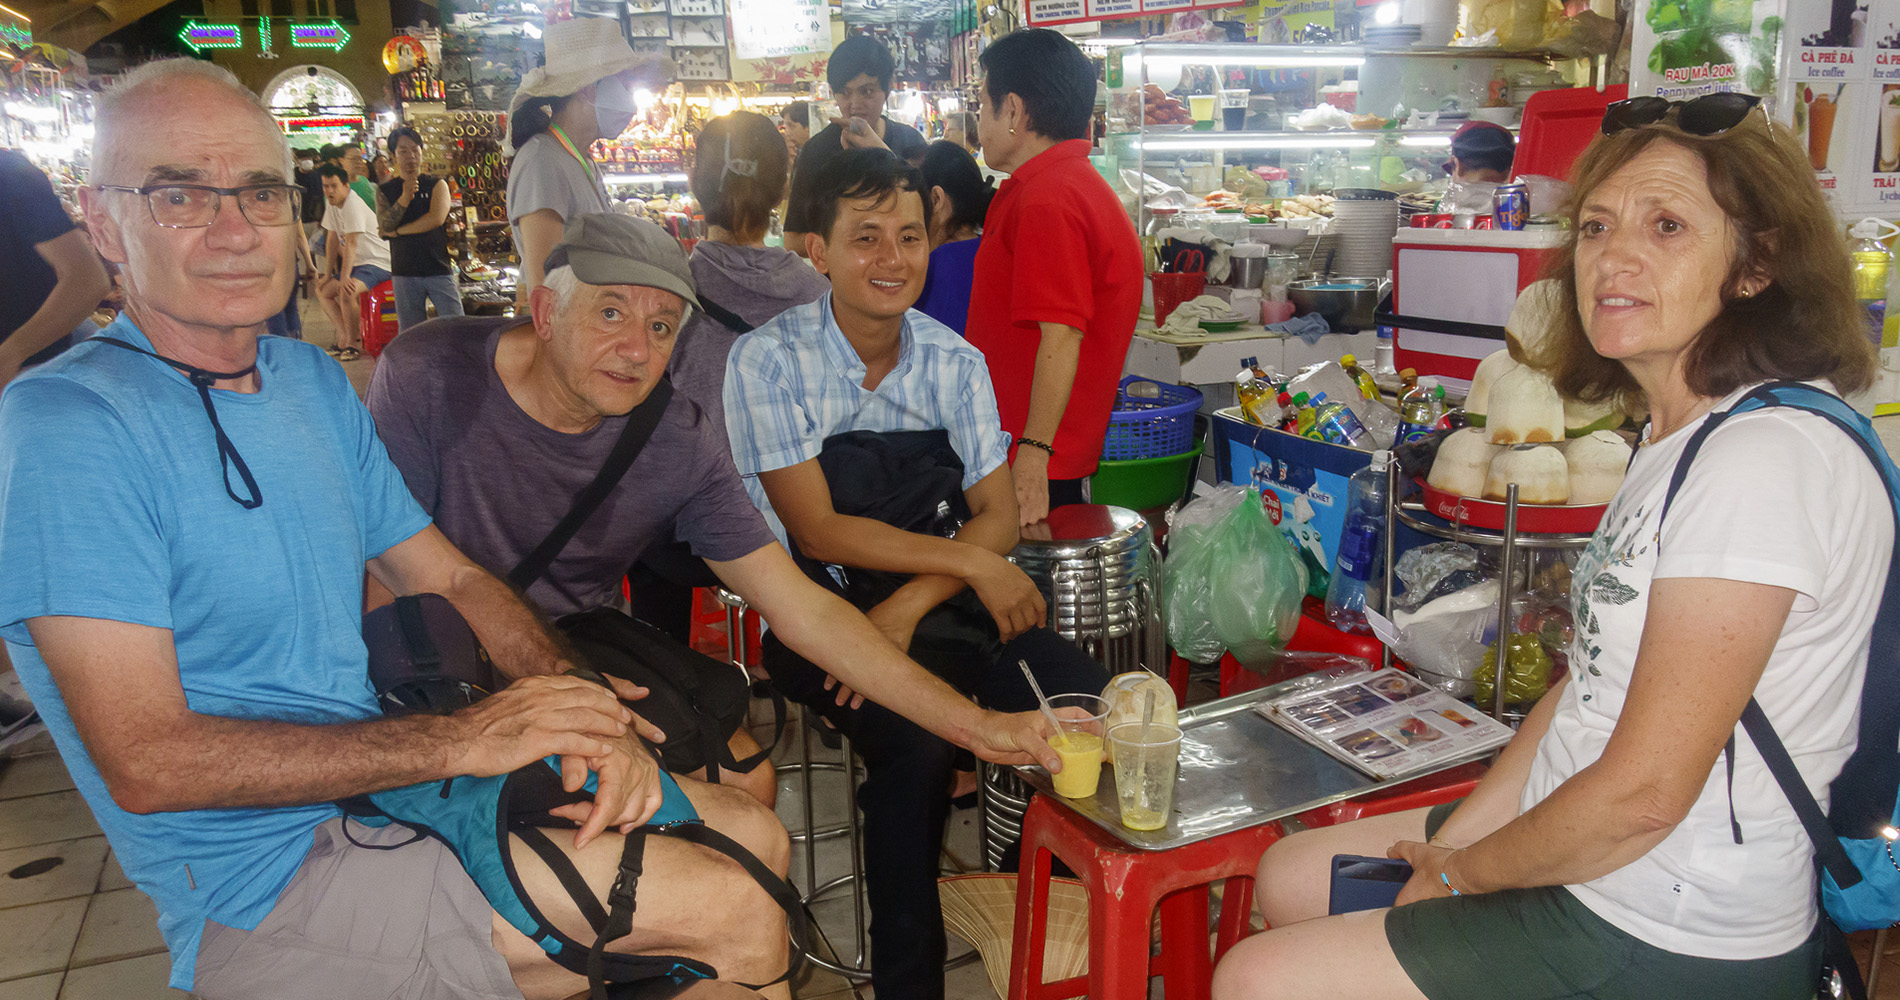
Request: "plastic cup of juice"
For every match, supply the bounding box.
[1044,693,1110,798]
[1108,722,1183,831]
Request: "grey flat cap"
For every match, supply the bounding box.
[543,214,697,303]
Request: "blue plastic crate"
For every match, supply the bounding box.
[1100,376,1202,460]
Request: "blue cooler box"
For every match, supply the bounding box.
[1210,407,1373,593]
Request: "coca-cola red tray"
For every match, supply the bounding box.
[1417,480,1608,534]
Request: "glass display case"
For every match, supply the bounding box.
[1102,42,1576,239]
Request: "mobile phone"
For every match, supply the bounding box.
[1327,854,1414,915]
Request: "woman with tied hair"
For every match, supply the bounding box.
[627,111,829,649]
[504,17,667,310]
[669,110,828,439]
[1213,95,1886,1000]
[914,140,993,336]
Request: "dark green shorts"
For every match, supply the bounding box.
[1385,825,1822,1000]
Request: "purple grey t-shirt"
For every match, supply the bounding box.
[366,315,777,617]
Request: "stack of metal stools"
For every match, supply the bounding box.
[982,505,1163,871]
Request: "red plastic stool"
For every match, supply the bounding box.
[1220,613,1385,697]
[1009,795,1285,1000]
[359,280,398,357]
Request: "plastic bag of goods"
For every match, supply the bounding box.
[1367,597,1493,698]
[1162,486,1306,664]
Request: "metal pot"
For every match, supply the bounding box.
[1287,276,1389,332]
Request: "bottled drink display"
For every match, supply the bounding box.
[1324,450,1390,635]
[1849,218,1899,347]
[1396,376,1446,443]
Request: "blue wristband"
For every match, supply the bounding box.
[1440,871,1461,896]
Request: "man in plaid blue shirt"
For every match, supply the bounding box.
[724,148,1106,1000]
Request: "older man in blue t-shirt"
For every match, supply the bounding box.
[0,60,795,1000]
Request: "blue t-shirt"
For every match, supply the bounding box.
[0,315,430,989]
[916,236,981,336]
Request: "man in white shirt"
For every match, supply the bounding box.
[316,163,391,360]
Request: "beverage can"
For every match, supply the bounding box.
[1492,183,1529,231]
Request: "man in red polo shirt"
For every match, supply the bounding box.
[965,28,1142,525]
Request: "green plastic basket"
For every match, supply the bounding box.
[1089,439,1205,512]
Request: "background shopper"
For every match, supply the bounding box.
[964,28,1143,524]
[316,162,391,360]
[0,148,109,385]
[636,110,829,640]
[377,126,463,331]
[915,139,992,336]
[506,17,663,309]
[782,35,928,256]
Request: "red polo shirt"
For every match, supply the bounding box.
[966,139,1142,480]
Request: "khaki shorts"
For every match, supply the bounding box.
[193,817,524,1000]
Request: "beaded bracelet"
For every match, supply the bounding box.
[1017,437,1055,456]
[1440,872,1461,896]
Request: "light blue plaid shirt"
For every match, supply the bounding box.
[724,293,1012,549]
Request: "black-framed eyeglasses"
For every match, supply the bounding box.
[1600,93,1764,137]
[94,183,304,229]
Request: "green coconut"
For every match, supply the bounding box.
[1563,396,1624,437]
[1464,349,1520,428]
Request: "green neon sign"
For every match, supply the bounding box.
[179,20,243,51]
[257,16,270,50]
[289,20,349,50]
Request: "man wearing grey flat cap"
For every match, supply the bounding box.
[368,213,1070,808]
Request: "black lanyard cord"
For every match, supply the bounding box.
[94,337,264,510]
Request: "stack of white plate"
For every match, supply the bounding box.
[1332,194,1400,278]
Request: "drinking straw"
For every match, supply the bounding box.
[1019,660,1065,740]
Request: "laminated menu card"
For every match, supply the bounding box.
[1254,668,1514,780]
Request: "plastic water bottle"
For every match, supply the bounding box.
[1850,218,1899,347]
[1237,361,1274,426]
[1325,450,1390,635]
[1311,393,1369,446]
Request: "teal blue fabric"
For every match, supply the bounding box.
[0,315,431,989]
[362,756,701,957]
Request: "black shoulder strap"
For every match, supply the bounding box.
[510,380,675,591]
[1657,381,1878,899]
[695,295,755,336]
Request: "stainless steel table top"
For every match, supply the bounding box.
[1013,678,1496,852]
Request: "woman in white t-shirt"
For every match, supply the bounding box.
[1213,97,1886,1000]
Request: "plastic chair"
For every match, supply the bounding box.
[1514,85,1628,181]
[358,280,399,357]
[1219,612,1385,697]
[1008,794,1285,1000]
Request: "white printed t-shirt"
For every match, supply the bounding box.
[1520,382,1891,960]
[321,191,391,275]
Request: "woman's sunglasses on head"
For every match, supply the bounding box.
[1600,93,1764,137]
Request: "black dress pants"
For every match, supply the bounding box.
[762,604,1107,1000]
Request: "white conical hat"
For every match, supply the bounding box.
[508,17,670,114]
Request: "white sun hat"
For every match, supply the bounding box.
[508,17,670,115]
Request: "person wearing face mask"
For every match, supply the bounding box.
[377,126,463,331]
[506,17,666,312]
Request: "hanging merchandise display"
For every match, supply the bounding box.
[444,110,513,270]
